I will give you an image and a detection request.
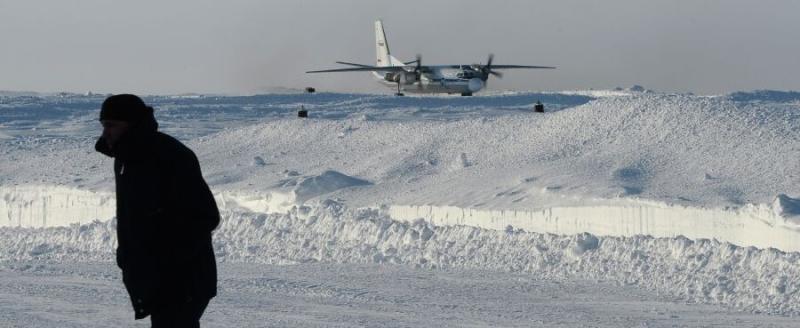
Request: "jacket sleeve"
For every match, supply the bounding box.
[167,148,220,232]
[155,147,219,272]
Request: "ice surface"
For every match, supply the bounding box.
[727,90,800,103]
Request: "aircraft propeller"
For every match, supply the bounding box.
[479,54,503,81]
[414,54,423,90]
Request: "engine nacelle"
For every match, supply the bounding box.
[400,72,418,85]
[468,78,484,92]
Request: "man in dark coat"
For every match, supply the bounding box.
[95,94,219,327]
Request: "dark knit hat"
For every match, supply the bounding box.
[99,94,152,123]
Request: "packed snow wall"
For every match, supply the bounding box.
[389,200,800,252]
[0,186,115,228]
[4,184,800,252]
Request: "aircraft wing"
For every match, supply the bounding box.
[440,65,555,69]
[489,65,555,69]
[306,66,408,73]
[335,61,373,68]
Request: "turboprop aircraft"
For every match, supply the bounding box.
[306,20,555,96]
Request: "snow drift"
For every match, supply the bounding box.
[3,202,800,315]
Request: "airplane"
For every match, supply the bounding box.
[306,20,555,96]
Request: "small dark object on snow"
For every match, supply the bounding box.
[534,101,544,113]
[298,106,308,118]
[305,87,316,93]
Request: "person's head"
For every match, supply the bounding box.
[99,94,157,148]
[100,119,130,149]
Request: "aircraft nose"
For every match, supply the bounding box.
[468,78,484,92]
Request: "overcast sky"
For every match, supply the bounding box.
[1,0,799,95]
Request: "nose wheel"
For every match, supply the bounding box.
[461,92,472,96]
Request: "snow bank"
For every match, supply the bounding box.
[3,202,800,315]
[389,198,800,252]
[0,185,114,228]
[3,91,800,251]
[7,182,800,253]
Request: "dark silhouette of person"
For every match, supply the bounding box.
[95,94,219,327]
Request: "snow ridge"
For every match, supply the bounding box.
[3,202,800,315]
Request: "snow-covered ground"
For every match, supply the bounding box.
[2,89,800,326]
[3,261,799,327]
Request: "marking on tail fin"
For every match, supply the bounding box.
[375,20,392,67]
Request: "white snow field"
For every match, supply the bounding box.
[1,89,800,326]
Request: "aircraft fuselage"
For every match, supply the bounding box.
[371,70,483,95]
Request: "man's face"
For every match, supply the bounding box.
[101,120,130,149]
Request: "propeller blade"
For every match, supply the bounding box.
[416,54,423,90]
[490,70,503,78]
[478,54,496,81]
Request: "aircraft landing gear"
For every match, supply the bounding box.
[461,92,473,96]
[395,83,405,96]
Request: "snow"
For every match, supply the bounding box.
[388,199,800,252]
[2,89,800,324]
[727,90,800,103]
[291,170,372,203]
[0,186,114,228]
[773,194,800,225]
[4,262,798,327]
[3,202,800,317]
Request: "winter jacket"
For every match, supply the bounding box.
[96,118,219,320]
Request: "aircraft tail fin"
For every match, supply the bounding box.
[375,20,393,67]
